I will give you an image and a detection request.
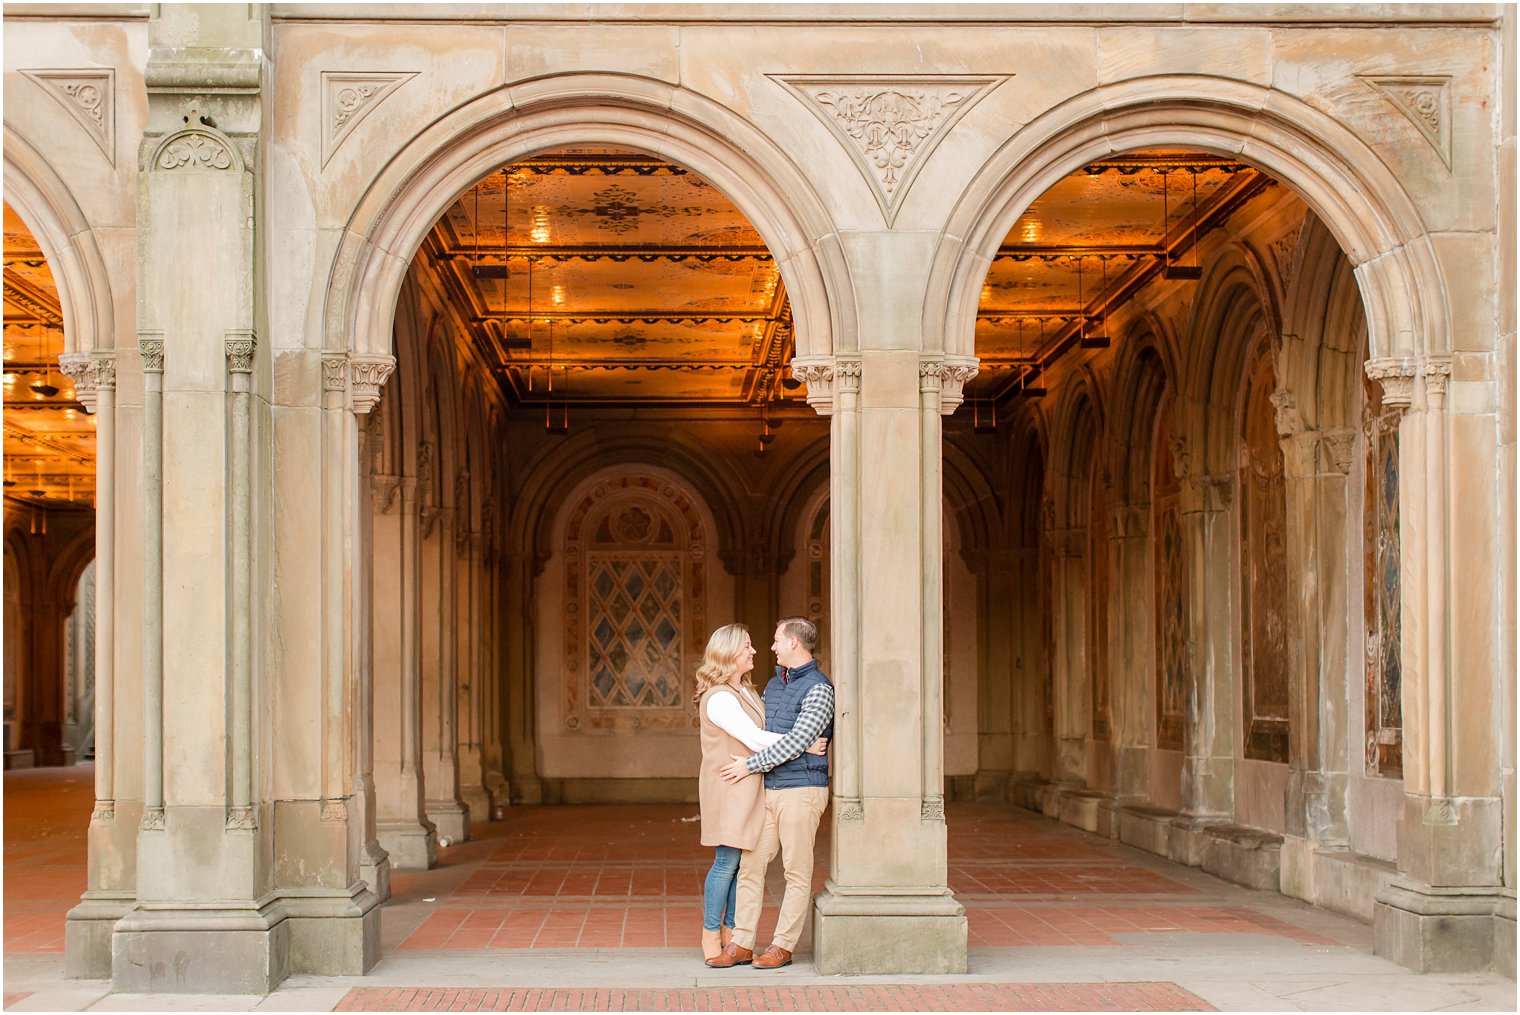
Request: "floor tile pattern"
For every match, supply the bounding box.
[335,982,1215,1011]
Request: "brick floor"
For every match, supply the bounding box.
[3,993,34,1010]
[2,767,91,954]
[335,982,1214,1011]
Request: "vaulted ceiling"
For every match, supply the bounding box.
[3,203,95,513]
[416,147,793,409]
[416,146,1272,411]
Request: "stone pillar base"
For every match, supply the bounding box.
[65,892,134,978]
[377,820,436,870]
[812,887,967,974]
[111,902,289,993]
[461,785,493,822]
[1374,880,1505,973]
[425,801,470,844]
[284,886,382,975]
[1494,893,1515,979]
[360,845,392,904]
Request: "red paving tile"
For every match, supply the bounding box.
[3,993,34,1010]
[336,982,1214,1011]
[6,769,1338,964]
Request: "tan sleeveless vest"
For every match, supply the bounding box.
[698,684,766,850]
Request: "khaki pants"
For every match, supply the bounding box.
[733,785,828,952]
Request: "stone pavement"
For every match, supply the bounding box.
[4,766,1514,1011]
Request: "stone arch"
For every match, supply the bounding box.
[509,431,749,574]
[1106,326,1176,508]
[927,76,1447,366]
[1046,375,1105,531]
[1,125,115,356]
[1183,251,1276,480]
[324,72,852,375]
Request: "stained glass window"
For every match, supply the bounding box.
[1363,369,1402,776]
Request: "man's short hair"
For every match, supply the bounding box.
[776,616,818,654]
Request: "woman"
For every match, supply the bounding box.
[694,623,825,962]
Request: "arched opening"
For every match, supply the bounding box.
[358,142,834,892]
[3,201,97,771]
[947,141,1407,912]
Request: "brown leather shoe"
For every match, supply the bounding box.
[704,942,753,968]
[752,944,792,969]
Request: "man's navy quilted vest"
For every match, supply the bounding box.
[762,659,834,790]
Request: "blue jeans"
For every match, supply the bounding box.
[702,845,742,931]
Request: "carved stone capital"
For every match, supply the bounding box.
[91,800,116,823]
[138,332,165,374]
[1321,428,1356,475]
[371,474,401,514]
[1365,357,1418,410]
[349,353,395,414]
[921,797,945,822]
[140,807,165,831]
[224,331,255,375]
[1422,356,1452,399]
[791,356,835,415]
[837,798,864,821]
[321,352,348,392]
[1270,387,1301,437]
[923,355,980,416]
[92,351,117,391]
[835,356,863,393]
[225,806,257,831]
[320,799,347,823]
[58,352,98,413]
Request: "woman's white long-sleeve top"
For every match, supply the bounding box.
[703,687,780,752]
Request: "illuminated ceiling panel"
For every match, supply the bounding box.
[3,202,95,512]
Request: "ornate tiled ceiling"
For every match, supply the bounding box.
[418,147,792,408]
[974,149,1273,397]
[3,203,95,512]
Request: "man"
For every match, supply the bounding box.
[706,617,833,970]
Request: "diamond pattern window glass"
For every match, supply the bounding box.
[586,555,683,708]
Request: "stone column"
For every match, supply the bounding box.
[966,547,1015,796]
[502,551,541,804]
[1047,526,1088,789]
[1108,505,1153,803]
[107,6,290,992]
[351,368,394,901]
[457,522,492,822]
[373,474,437,868]
[65,351,132,974]
[1272,387,1355,884]
[422,496,469,844]
[1168,436,1234,861]
[803,351,969,975]
[1370,356,1509,971]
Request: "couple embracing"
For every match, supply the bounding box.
[693,618,834,970]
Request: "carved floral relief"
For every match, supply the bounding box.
[1152,398,1187,751]
[1362,368,1403,776]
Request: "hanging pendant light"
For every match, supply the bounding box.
[1162,167,1202,281]
[30,327,59,398]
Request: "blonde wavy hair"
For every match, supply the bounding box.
[693,623,754,711]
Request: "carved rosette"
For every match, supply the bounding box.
[791,356,836,415]
[1363,75,1452,168]
[1364,357,1418,410]
[20,69,116,166]
[321,71,419,167]
[349,354,396,414]
[58,352,99,413]
[224,332,255,375]
[138,333,165,374]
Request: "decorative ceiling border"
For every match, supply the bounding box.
[770,74,1009,226]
